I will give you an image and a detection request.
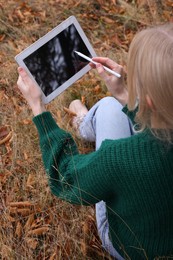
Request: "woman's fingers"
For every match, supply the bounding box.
[89,61,108,78]
[92,57,119,70]
[95,63,109,81]
[17,67,42,102]
[18,67,33,87]
[17,75,26,93]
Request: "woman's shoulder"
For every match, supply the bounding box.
[100,128,173,161]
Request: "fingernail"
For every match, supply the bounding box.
[18,67,24,74]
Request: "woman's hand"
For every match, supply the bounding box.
[91,57,128,106]
[17,67,46,116]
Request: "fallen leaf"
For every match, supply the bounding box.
[9,207,32,216]
[22,119,32,125]
[27,226,49,236]
[0,34,5,42]
[0,126,9,139]
[15,9,25,21]
[0,126,12,145]
[23,151,28,160]
[15,221,23,238]
[26,174,35,188]
[101,16,115,24]
[9,201,34,208]
[24,214,35,231]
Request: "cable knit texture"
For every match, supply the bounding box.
[33,109,173,259]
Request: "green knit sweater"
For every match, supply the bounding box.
[33,109,173,259]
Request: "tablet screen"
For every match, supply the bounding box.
[23,24,91,97]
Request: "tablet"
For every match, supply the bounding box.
[15,16,96,104]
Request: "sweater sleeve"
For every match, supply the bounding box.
[33,112,117,206]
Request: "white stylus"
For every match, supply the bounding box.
[74,51,121,78]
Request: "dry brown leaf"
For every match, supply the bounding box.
[9,207,32,216]
[26,174,35,187]
[0,126,12,145]
[5,142,12,155]
[101,16,115,24]
[9,201,34,208]
[24,214,35,231]
[15,221,23,238]
[0,34,5,42]
[23,151,28,160]
[17,208,32,216]
[27,226,49,236]
[83,221,89,235]
[15,9,25,21]
[22,119,32,125]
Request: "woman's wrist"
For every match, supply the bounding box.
[113,88,128,106]
[30,102,46,116]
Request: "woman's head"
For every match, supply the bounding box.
[127,23,173,141]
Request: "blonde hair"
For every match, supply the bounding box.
[127,23,173,142]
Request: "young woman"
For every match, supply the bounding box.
[17,23,173,259]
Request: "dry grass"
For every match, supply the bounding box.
[0,0,172,259]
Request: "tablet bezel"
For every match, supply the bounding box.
[15,16,96,104]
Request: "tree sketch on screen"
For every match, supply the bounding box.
[24,24,91,96]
